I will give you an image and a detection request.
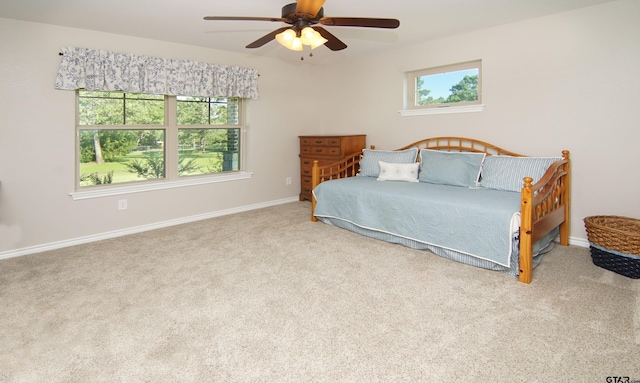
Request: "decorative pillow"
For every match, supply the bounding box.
[358,148,419,177]
[480,156,562,192]
[418,149,486,187]
[377,161,420,182]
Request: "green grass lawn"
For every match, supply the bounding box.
[79,150,225,187]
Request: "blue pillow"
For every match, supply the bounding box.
[418,149,486,187]
[480,156,562,192]
[358,148,419,177]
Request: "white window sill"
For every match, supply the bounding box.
[70,171,253,200]
[399,104,485,116]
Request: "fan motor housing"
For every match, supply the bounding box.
[282,3,324,20]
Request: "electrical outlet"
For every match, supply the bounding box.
[118,199,128,210]
[285,177,292,185]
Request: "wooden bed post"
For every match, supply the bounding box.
[311,160,319,222]
[519,177,534,284]
[559,150,571,246]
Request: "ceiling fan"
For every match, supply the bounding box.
[203,0,400,52]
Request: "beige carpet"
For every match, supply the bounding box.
[1,202,638,382]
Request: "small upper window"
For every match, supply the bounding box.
[406,60,482,110]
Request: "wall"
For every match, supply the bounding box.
[313,0,640,243]
[0,18,310,256]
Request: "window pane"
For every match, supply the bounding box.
[78,91,164,125]
[177,96,210,125]
[416,68,479,106]
[79,93,124,125]
[79,129,165,187]
[124,97,164,125]
[177,97,239,125]
[178,128,240,176]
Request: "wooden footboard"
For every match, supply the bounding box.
[310,151,362,222]
[309,137,571,284]
[519,150,571,283]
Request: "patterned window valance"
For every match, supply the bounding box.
[55,47,259,99]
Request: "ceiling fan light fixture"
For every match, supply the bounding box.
[275,28,296,48]
[309,31,328,49]
[290,37,303,51]
[275,29,303,51]
[300,27,316,45]
[276,27,324,51]
[301,27,327,49]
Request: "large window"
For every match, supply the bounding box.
[77,90,243,189]
[405,60,482,111]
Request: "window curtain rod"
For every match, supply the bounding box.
[55,47,260,99]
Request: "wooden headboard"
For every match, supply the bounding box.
[394,136,525,157]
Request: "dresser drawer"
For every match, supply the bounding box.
[301,176,313,193]
[300,137,331,146]
[300,158,337,176]
[300,158,314,169]
[300,145,341,157]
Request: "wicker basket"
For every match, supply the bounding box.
[584,215,640,279]
[584,215,640,255]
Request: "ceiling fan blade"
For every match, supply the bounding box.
[320,17,400,29]
[312,26,347,51]
[295,0,326,18]
[246,27,290,49]
[204,16,288,23]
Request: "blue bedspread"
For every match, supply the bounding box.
[312,177,522,267]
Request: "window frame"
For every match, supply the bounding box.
[71,91,250,200]
[402,60,484,116]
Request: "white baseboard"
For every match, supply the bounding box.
[0,197,300,261]
[569,236,589,248]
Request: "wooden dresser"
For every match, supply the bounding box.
[299,134,366,201]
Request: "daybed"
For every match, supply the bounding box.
[310,137,570,284]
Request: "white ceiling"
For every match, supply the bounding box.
[0,0,615,63]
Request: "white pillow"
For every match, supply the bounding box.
[377,161,420,182]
